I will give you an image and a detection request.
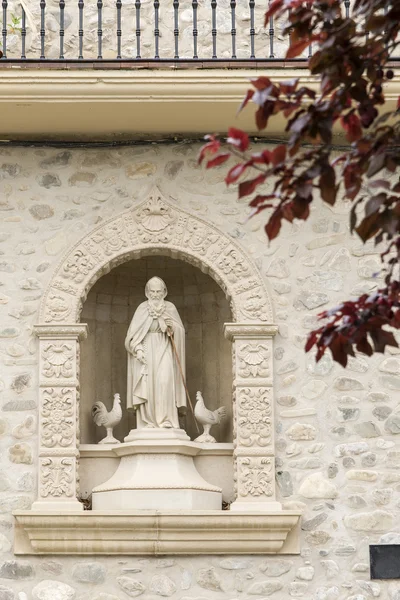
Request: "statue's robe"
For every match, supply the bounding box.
[125,301,186,428]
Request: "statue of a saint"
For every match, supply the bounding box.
[125,276,186,429]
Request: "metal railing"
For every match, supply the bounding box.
[0,1,398,65]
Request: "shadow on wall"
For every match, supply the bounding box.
[79,255,233,444]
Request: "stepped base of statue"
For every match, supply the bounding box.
[92,428,222,510]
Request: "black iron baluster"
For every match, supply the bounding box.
[268,1,274,58]
[40,0,45,59]
[230,0,236,59]
[211,0,217,59]
[344,0,350,18]
[154,0,160,59]
[307,2,312,58]
[173,0,179,59]
[1,0,7,59]
[116,0,122,59]
[249,0,255,59]
[78,0,84,60]
[59,0,65,59]
[135,0,141,58]
[192,0,198,59]
[97,0,102,59]
[21,6,26,59]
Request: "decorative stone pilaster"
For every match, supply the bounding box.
[32,324,88,512]
[224,323,280,511]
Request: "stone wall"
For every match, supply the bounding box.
[0,142,400,598]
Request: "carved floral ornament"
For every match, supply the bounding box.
[38,190,273,325]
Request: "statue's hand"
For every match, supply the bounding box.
[136,349,146,364]
[165,317,173,331]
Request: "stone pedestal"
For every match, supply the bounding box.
[92,429,222,510]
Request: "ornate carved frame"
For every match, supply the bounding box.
[14,191,301,554]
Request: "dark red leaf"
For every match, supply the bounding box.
[271,145,286,166]
[264,0,282,25]
[225,162,248,185]
[320,165,336,205]
[206,153,230,169]
[356,336,373,356]
[286,36,319,59]
[227,128,250,152]
[238,174,267,198]
[238,89,255,114]
[340,113,362,143]
[265,212,282,240]
[198,137,221,164]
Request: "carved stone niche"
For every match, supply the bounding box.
[14,190,301,555]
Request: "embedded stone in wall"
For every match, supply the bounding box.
[344,510,393,531]
[68,172,97,187]
[37,174,61,189]
[149,575,177,597]
[196,568,222,591]
[117,577,146,597]
[39,152,72,169]
[219,559,249,570]
[259,560,292,576]
[29,205,55,221]
[32,580,76,600]
[12,416,36,439]
[334,377,364,391]
[2,399,36,412]
[346,470,377,482]
[301,380,327,400]
[286,423,317,441]
[301,513,328,531]
[125,162,157,179]
[0,586,15,600]
[354,421,381,438]
[294,291,329,310]
[0,560,34,579]
[10,373,31,394]
[8,443,32,465]
[385,414,400,434]
[299,473,338,499]
[72,562,106,584]
[248,581,283,595]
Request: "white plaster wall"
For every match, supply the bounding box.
[0,143,399,598]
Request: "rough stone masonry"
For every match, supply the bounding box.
[1,144,400,599]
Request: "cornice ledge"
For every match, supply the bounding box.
[0,68,315,102]
[0,69,397,103]
[34,324,88,340]
[224,322,279,339]
[14,510,301,555]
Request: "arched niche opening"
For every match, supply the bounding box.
[79,254,233,444]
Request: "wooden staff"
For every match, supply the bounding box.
[167,328,200,433]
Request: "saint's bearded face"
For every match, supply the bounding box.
[146,279,167,307]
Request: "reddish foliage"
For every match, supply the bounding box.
[199,0,400,365]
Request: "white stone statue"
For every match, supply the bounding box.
[125,276,186,429]
[91,393,122,444]
[194,391,227,443]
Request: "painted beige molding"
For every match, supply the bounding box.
[0,68,398,140]
[14,511,301,555]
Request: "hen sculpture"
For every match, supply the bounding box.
[194,391,227,443]
[91,393,122,444]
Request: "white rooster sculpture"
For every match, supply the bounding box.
[194,391,227,443]
[91,393,122,444]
